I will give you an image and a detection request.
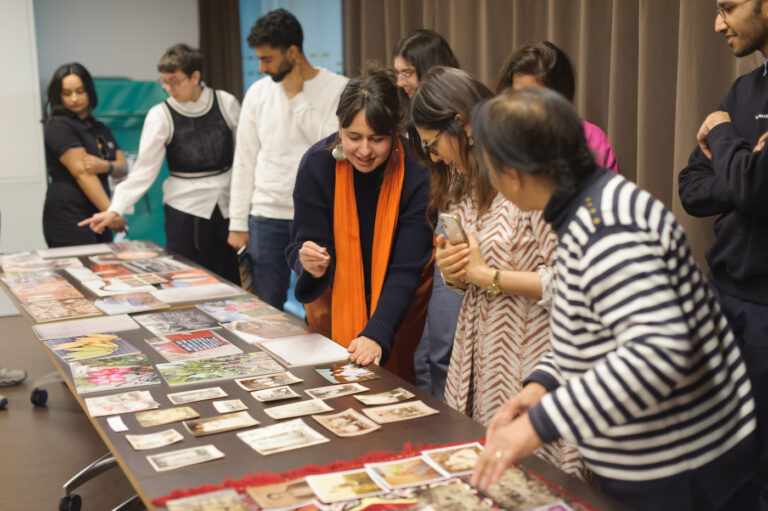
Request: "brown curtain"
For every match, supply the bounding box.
[343,0,762,269]
[198,0,244,100]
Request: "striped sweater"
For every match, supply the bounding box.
[526,169,757,482]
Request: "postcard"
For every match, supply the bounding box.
[422,442,484,476]
[136,406,200,427]
[1,256,83,272]
[166,489,248,511]
[366,456,445,490]
[407,480,494,511]
[156,352,283,386]
[353,387,415,406]
[109,272,167,288]
[92,292,168,315]
[260,333,349,366]
[81,277,157,296]
[250,385,301,402]
[145,330,242,362]
[23,297,102,323]
[482,465,566,511]
[43,333,139,363]
[161,269,219,288]
[315,362,380,384]
[183,410,260,436]
[10,280,83,303]
[306,469,384,503]
[33,314,139,340]
[212,399,247,413]
[150,282,247,304]
[236,371,303,392]
[362,401,438,424]
[71,354,161,394]
[84,390,159,417]
[222,316,312,344]
[125,428,184,451]
[237,418,330,456]
[134,308,220,336]
[305,383,367,401]
[88,263,134,279]
[246,478,316,510]
[312,408,381,437]
[264,399,332,420]
[121,256,192,275]
[196,296,277,323]
[168,386,228,405]
[146,444,224,472]
[37,243,112,258]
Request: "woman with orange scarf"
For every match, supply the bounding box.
[285,71,434,381]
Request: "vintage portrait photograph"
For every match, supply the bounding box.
[306,469,384,503]
[125,428,184,451]
[305,382,367,400]
[353,387,415,406]
[482,465,568,510]
[167,386,228,405]
[212,399,247,413]
[250,385,301,402]
[314,362,380,384]
[146,444,224,472]
[362,400,439,424]
[366,456,445,489]
[245,478,317,509]
[135,406,200,428]
[422,442,484,476]
[312,408,381,437]
[236,371,303,392]
[263,399,333,420]
[183,410,260,436]
[84,390,159,417]
[237,418,329,456]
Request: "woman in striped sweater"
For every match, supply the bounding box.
[470,87,760,510]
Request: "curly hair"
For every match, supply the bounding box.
[247,8,303,52]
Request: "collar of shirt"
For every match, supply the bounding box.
[166,83,212,115]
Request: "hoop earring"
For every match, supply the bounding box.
[332,142,347,161]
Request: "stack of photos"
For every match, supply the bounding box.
[312,408,381,437]
[161,269,219,288]
[236,371,303,392]
[305,382,368,400]
[183,410,260,436]
[259,333,350,367]
[263,399,333,420]
[156,352,284,386]
[315,362,380,384]
[237,418,330,455]
[146,444,224,472]
[222,315,312,344]
[70,353,161,394]
[134,308,219,336]
[43,333,139,363]
[362,401,439,424]
[92,292,168,315]
[245,478,316,510]
[250,385,301,402]
[197,296,277,323]
[125,428,184,451]
[421,443,484,477]
[165,489,248,511]
[354,387,415,406]
[145,330,243,362]
[23,297,102,323]
[84,390,160,417]
[212,399,247,413]
[366,456,445,490]
[306,469,384,503]
[136,406,200,427]
[167,387,228,405]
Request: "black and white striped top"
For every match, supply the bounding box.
[526,169,757,482]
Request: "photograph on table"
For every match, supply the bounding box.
[125,428,184,451]
[263,399,333,420]
[121,256,192,274]
[136,406,200,427]
[481,465,570,511]
[166,489,248,511]
[89,241,162,263]
[362,401,438,424]
[167,386,228,405]
[366,456,445,489]
[250,385,301,402]
[314,362,380,384]
[92,292,168,315]
[80,276,158,296]
[353,387,415,406]
[421,442,484,476]
[145,330,243,362]
[150,282,247,304]
[134,308,220,336]
[37,242,111,259]
[1,256,83,273]
[236,371,303,392]
[146,444,224,472]
[84,390,160,417]
[157,352,283,386]
[196,296,277,323]
[1,269,61,287]
[305,382,368,400]
[245,478,316,510]
[23,296,102,323]
[107,272,168,288]
[183,410,260,436]
[9,280,83,303]
[306,469,384,503]
[161,269,219,288]
[88,263,134,279]
[404,479,495,511]
[237,418,330,455]
[71,353,161,394]
[312,408,381,437]
[213,399,247,413]
[43,333,139,363]
[259,333,350,367]
[222,315,312,344]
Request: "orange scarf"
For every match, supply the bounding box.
[331,138,405,346]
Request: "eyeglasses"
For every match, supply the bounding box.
[156,76,188,89]
[395,67,417,80]
[715,1,747,20]
[421,132,442,157]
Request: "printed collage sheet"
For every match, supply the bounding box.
[0,243,585,511]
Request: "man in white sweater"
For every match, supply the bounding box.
[228,8,348,310]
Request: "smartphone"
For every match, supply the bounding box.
[439,213,468,245]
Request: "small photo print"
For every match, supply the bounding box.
[483,465,569,511]
[125,428,184,451]
[213,399,247,414]
[245,478,316,510]
[366,456,445,490]
[312,408,381,437]
[353,387,415,406]
[237,418,330,456]
[306,469,384,503]
[183,411,260,437]
[408,479,495,511]
[250,385,301,402]
[264,399,333,420]
[305,382,367,400]
[362,400,439,424]
[236,371,303,392]
[421,442,484,476]
[136,406,200,428]
[146,444,224,472]
[84,390,159,417]
[134,308,219,336]
[167,386,228,405]
[145,331,242,362]
[166,489,248,511]
[314,362,380,384]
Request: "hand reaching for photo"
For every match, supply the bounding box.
[348,336,381,366]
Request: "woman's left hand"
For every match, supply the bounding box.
[348,336,382,366]
[459,233,493,287]
[83,154,107,174]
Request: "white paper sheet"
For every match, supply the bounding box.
[150,283,247,304]
[32,314,140,340]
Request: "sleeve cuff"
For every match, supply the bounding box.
[293,267,333,304]
[524,369,561,393]
[535,265,553,310]
[228,218,249,232]
[360,317,395,363]
[528,401,562,444]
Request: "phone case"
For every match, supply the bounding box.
[440,213,468,244]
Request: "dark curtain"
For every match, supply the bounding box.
[198,0,243,101]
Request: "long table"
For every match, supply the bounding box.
[0,245,626,510]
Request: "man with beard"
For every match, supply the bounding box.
[228,9,348,309]
[679,1,768,508]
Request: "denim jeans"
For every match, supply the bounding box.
[248,215,292,310]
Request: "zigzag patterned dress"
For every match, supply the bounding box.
[443,193,587,479]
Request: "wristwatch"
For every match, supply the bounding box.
[487,269,501,295]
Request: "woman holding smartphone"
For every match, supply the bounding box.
[410,67,584,478]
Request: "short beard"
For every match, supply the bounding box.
[269,60,294,82]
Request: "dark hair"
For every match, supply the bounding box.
[46,63,98,119]
[471,87,596,198]
[335,69,403,138]
[494,40,575,101]
[247,8,303,52]
[157,43,203,77]
[408,67,495,215]
[393,29,459,79]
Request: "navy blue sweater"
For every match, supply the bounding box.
[679,64,768,305]
[285,134,433,361]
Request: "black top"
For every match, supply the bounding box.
[164,90,234,175]
[679,64,768,305]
